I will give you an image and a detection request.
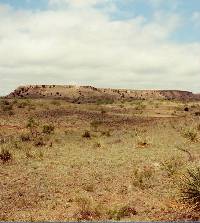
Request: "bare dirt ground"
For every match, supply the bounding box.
[1,98,200,221]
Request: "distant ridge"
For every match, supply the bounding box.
[5,85,200,102]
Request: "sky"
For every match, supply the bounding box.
[0,0,200,95]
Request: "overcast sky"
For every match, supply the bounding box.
[0,0,200,95]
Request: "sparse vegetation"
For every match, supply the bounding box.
[1,97,200,221]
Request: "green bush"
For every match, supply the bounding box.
[180,167,200,210]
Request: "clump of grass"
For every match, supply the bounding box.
[107,204,137,220]
[0,148,12,163]
[161,157,184,177]
[43,124,55,134]
[180,167,200,210]
[82,130,91,139]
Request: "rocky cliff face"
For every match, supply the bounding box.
[6,85,199,102]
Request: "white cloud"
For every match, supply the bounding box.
[48,0,106,8]
[192,12,200,27]
[0,1,200,95]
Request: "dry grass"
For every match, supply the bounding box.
[1,98,200,221]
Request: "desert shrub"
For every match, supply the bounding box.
[183,128,198,142]
[20,133,31,142]
[0,148,12,162]
[107,205,137,220]
[132,166,155,189]
[43,124,55,134]
[74,196,102,221]
[180,167,200,210]
[82,130,91,138]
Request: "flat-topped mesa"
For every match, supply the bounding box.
[6,85,198,102]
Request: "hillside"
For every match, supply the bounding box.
[6,85,199,102]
